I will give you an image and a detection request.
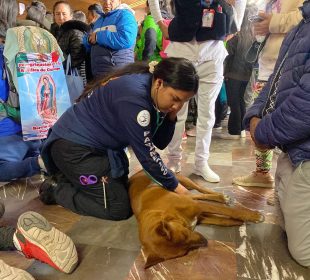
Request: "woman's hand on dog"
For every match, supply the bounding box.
[174,183,190,195]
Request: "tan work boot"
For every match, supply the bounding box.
[233,171,274,188]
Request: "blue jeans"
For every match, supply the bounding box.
[0,134,41,181]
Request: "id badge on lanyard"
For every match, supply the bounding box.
[202,9,215,28]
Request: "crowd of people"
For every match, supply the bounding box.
[0,0,310,277]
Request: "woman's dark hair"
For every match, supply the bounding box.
[154,58,199,92]
[53,0,72,14]
[0,0,18,28]
[78,58,198,102]
[88,3,103,13]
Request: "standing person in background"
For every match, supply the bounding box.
[87,4,103,27]
[85,4,103,82]
[84,0,137,78]
[73,10,87,23]
[233,0,304,188]
[148,0,230,183]
[220,6,256,140]
[186,0,247,138]
[51,1,90,86]
[135,2,163,62]
[45,11,53,23]
[17,1,51,31]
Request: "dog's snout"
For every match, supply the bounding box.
[190,232,208,250]
[199,236,208,247]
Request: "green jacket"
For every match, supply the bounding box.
[136,15,162,62]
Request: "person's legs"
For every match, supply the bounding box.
[276,154,310,267]
[239,82,247,132]
[233,148,274,187]
[186,97,197,137]
[214,82,228,130]
[166,101,189,173]
[193,58,223,182]
[0,134,41,181]
[232,80,274,187]
[226,79,240,135]
[214,95,223,129]
[42,139,132,220]
[221,79,248,139]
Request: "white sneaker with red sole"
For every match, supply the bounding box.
[13,211,78,274]
[0,259,34,280]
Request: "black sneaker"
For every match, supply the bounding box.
[39,177,58,205]
[0,201,5,218]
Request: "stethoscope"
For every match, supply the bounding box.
[152,109,166,137]
[152,85,167,137]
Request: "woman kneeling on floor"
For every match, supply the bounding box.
[39,58,199,220]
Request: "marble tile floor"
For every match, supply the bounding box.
[0,133,309,280]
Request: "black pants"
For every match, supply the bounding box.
[50,139,132,220]
[0,226,16,251]
[214,95,228,128]
[225,78,248,135]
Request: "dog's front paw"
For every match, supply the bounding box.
[256,210,265,223]
[224,195,235,205]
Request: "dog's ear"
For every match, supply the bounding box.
[156,217,192,243]
[155,219,173,241]
[143,248,165,269]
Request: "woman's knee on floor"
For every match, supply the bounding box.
[108,201,133,221]
[92,197,132,221]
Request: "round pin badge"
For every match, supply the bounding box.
[137,110,150,127]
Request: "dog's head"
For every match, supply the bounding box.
[140,211,208,268]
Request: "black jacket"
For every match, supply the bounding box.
[224,34,254,81]
[168,0,236,42]
[55,20,90,68]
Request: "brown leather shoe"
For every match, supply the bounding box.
[233,171,274,188]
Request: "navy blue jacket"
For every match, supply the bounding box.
[168,0,235,42]
[0,45,21,136]
[244,1,310,166]
[42,73,179,190]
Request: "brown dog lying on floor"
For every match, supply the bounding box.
[129,170,264,268]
